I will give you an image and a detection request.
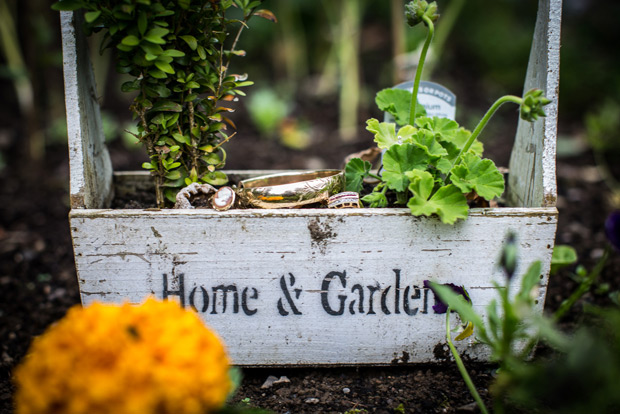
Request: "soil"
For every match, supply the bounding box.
[2,118,620,413]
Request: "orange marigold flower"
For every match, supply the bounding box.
[13,298,231,414]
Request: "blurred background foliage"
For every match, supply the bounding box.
[0,0,618,173]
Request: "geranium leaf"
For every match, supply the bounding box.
[412,129,448,158]
[344,158,372,193]
[416,116,459,139]
[366,119,397,149]
[435,158,453,175]
[407,171,468,224]
[383,144,430,192]
[361,191,388,208]
[440,128,484,162]
[395,125,417,144]
[376,88,413,127]
[450,153,505,200]
[376,88,426,126]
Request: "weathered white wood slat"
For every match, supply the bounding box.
[61,11,113,209]
[507,0,562,208]
[70,207,557,365]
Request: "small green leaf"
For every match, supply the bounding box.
[366,119,396,149]
[165,188,178,203]
[140,42,164,56]
[165,170,182,180]
[163,178,185,188]
[197,45,207,60]
[121,80,141,92]
[121,35,140,47]
[180,35,198,50]
[165,112,180,127]
[138,11,148,35]
[361,191,388,208]
[517,261,543,304]
[172,133,190,144]
[382,144,430,192]
[151,85,171,98]
[154,60,175,74]
[84,11,101,23]
[117,43,133,52]
[51,0,84,11]
[376,88,425,126]
[412,129,448,158]
[202,153,222,165]
[202,171,228,186]
[344,158,372,193]
[162,49,185,58]
[550,245,578,275]
[449,153,505,200]
[144,27,169,44]
[150,100,182,112]
[147,68,168,79]
[416,116,459,139]
[407,170,468,224]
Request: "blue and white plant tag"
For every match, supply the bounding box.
[380,81,456,172]
[383,80,456,122]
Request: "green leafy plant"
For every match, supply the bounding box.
[427,233,570,413]
[52,0,275,207]
[496,306,620,414]
[345,0,550,224]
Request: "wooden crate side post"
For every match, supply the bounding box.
[61,11,113,209]
[507,0,562,208]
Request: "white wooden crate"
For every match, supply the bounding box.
[61,0,561,366]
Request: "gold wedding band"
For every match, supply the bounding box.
[238,170,344,209]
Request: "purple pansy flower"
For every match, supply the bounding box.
[605,211,620,251]
[424,280,472,314]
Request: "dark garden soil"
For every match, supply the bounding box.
[1,117,619,414]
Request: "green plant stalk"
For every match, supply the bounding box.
[446,310,490,414]
[499,285,516,367]
[518,248,609,359]
[338,0,361,141]
[409,14,434,125]
[453,95,522,167]
[554,247,609,322]
[0,0,39,159]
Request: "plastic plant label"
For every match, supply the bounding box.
[384,80,457,122]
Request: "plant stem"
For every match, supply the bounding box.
[519,247,609,359]
[408,14,434,126]
[553,247,609,322]
[446,310,490,414]
[368,172,383,181]
[452,95,523,167]
[338,0,361,141]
